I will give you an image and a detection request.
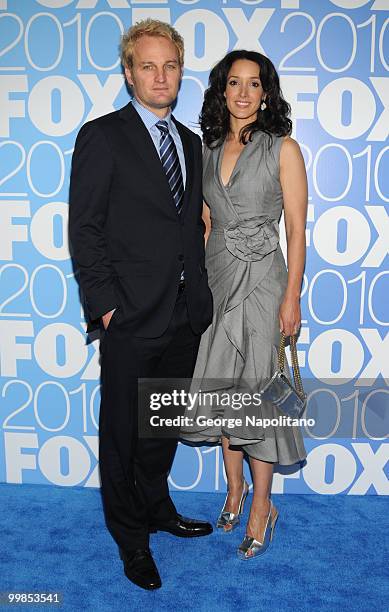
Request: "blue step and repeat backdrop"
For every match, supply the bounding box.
[0,0,388,495]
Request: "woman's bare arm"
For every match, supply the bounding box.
[279,136,308,336]
[202,202,211,246]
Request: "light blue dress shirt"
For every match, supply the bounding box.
[131,97,186,187]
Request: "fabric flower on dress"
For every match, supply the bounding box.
[224,215,279,262]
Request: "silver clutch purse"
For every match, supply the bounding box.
[260,333,307,419]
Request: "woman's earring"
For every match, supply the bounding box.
[260,100,267,111]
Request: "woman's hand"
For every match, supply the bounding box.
[279,295,301,337]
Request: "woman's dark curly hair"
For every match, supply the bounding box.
[200,50,292,148]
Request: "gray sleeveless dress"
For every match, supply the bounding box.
[180,131,307,465]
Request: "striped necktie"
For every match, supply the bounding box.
[155,120,184,214]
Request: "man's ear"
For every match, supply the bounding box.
[124,66,133,87]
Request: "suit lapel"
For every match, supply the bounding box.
[119,103,177,218]
[172,116,194,220]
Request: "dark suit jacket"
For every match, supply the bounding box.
[68,102,213,337]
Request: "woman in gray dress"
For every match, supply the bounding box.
[180,50,308,559]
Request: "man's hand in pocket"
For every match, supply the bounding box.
[102,308,116,330]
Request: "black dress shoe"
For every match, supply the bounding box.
[119,548,161,590]
[150,514,213,538]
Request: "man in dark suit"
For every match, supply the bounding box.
[69,19,213,591]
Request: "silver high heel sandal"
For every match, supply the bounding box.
[216,479,249,532]
[237,500,278,559]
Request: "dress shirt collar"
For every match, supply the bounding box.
[131,97,174,131]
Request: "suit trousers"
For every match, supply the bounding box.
[98,288,201,551]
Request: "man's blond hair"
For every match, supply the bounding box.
[120,19,184,68]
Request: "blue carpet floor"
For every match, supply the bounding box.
[0,484,388,611]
